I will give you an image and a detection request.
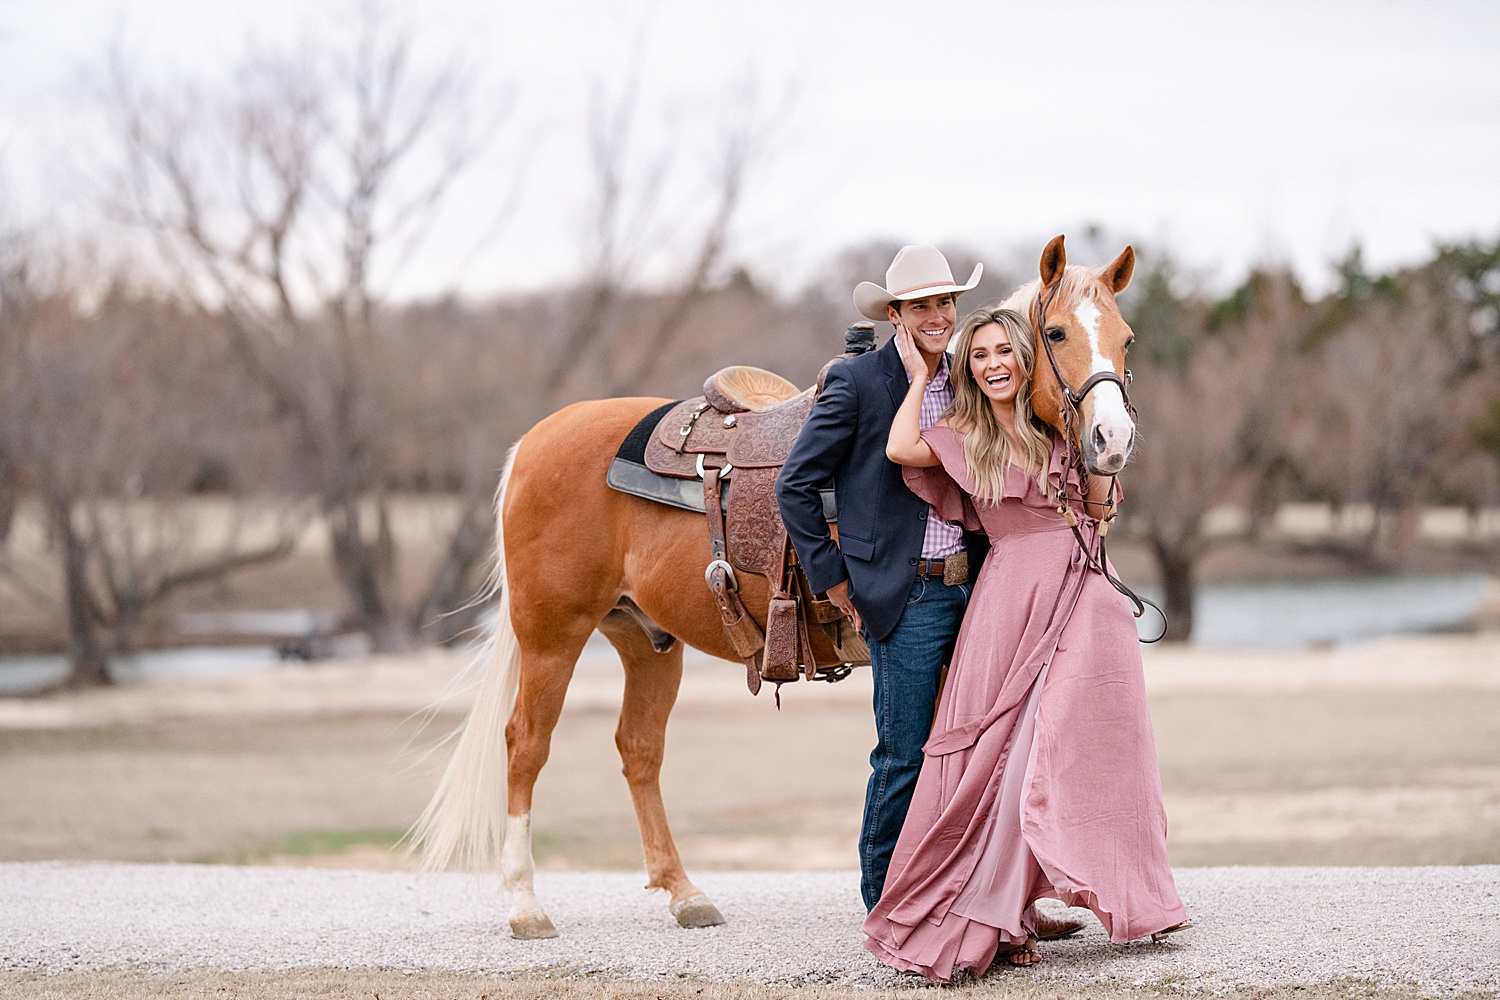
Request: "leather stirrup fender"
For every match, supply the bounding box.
[702,464,766,693]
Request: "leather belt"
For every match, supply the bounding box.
[914,558,947,577]
[914,552,968,585]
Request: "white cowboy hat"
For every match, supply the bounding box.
[852,244,983,323]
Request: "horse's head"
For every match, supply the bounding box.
[1011,234,1137,477]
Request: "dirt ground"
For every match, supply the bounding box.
[2,637,1498,871]
[0,968,1488,1000]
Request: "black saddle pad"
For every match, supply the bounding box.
[613,400,680,466]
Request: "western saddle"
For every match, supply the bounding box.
[628,327,876,696]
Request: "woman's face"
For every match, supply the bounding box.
[968,323,1023,407]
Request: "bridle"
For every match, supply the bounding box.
[1032,280,1167,642]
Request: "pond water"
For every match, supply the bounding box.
[1,572,1493,695]
[1135,571,1493,648]
[0,645,283,697]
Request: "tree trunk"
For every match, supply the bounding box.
[0,467,18,547]
[52,500,111,687]
[326,495,418,652]
[1150,538,1197,644]
[1359,493,1386,564]
[415,490,495,645]
[1246,457,1291,541]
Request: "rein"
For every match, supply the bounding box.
[1032,281,1167,642]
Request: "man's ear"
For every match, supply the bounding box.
[1100,246,1135,295]
[1039,234,1066,288]
[886,302,903,328]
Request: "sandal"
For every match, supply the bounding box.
[1004,934,1042,967]
[1150,919,1192,943]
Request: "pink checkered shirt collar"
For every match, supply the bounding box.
[903,350,951,393]
[904,351,965,559]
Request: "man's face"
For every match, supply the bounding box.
[887,293,957,358]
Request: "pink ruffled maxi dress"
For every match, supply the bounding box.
[861,427,1186,981]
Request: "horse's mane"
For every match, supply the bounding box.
[998,265,1102,316]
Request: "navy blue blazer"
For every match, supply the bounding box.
[775,336,989,642]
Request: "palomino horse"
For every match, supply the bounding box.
[411,234,1139,938]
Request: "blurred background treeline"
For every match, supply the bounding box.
[1,3,1497,689]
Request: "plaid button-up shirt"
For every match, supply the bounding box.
[907,352,966,558]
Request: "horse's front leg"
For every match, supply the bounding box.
[602,619,726,928]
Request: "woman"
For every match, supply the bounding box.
[861,306,1187,981]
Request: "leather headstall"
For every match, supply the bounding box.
[1032,280,1166,641]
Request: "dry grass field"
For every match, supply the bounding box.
[2,636,1498,871]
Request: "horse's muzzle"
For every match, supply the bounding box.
[1083,418,1134,477]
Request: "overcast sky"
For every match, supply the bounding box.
[1,0,1497,299]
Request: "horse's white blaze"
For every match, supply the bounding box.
[1072,297,1133,462]
[500,812,547,922]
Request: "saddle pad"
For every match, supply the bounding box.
[610,456,840,522]
[606,458,708,513]
[613,400,680,466]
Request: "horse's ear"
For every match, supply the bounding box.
[1039,234,1066,288]
[1101,245,1135,294]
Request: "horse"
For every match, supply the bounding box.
[409,234,1140,939]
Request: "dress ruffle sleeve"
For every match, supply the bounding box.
[1039,432,1085,509]
[901,426,983,533]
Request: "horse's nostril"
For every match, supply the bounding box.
[1126,428,1136,454]
[1092,425,1107,454]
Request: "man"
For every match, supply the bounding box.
[776,244,985,911]
[775,245,1084,939]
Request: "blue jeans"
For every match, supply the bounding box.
[860,575,970,911]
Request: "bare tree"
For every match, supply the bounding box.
[1124,244,1500,642]
[1291,255,1497,562]
[0,254,306,686]
[1431,238,1500,535]
[0,227,28,550]
[1121,263,1303,641]
[535,14,796,405]
[104,6,513,651]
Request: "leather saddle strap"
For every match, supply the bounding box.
[675,401,713,454]
[796,576,816,681]
[784,539,835,675]
[702,464,764,694]
[704,464,728,562]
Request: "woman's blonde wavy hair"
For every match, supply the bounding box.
[946,307,1054,503]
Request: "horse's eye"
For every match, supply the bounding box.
[1125,337,1135,351]
[1046,326,1066,343]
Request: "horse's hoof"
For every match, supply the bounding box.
[671,892,726,928]
[509,911,559,939]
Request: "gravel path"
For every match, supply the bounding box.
[3,863,1497,994]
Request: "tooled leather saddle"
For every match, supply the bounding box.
[606,326,877,695]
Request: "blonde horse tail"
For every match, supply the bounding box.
[409,442,522,872]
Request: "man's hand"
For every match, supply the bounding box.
[826,580,863,633]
